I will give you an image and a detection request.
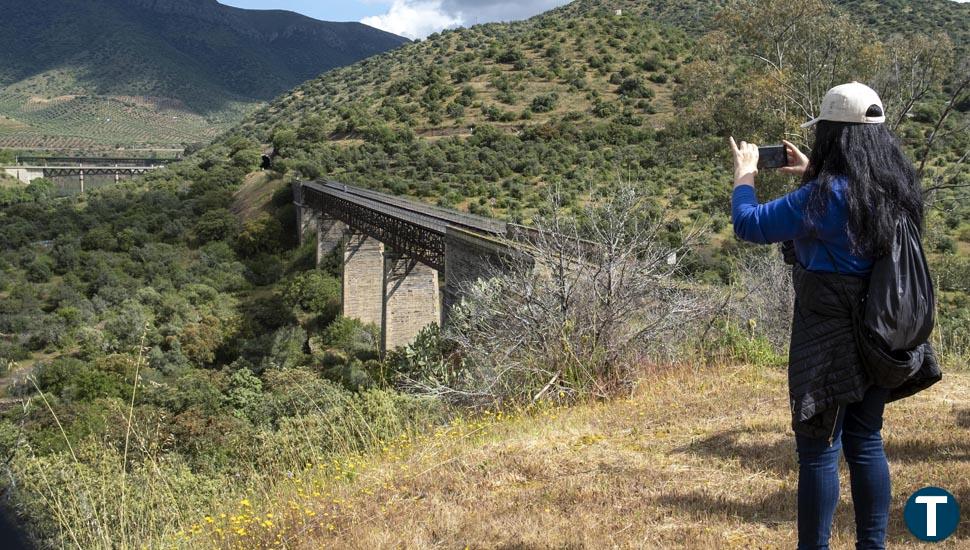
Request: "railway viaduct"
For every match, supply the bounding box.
[2,156,174,187]
[294,180,514,351]
[13,156,177,167]
[2,165,162,187]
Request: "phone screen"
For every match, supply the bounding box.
[757,145,788,169]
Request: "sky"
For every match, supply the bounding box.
[220,0,571,40]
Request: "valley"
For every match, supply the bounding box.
[0,0,967,547]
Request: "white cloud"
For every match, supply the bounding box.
[362,1,463,40]
[361,0,570,39]
[440,0,569,25]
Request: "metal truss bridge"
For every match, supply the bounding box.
[298,180,507,271]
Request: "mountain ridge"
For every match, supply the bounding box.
[0,0,408,149]
[123,0,398,46]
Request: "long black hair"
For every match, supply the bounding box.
[803,116,923,258]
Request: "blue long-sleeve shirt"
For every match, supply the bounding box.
[732,178,873,275]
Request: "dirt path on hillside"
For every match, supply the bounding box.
[231,171,283,222]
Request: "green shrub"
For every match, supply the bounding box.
[319,317,378,354]
[531,93,559,113]
[384,324,453,386]
[638,54,662,71]
[937,302,970,368]
[25,178,56,201]
[145,369,227,415]
[225,367,266,424]
[193,208,239,245]
[323,359,375,391]
[271,126,298,154]
[935,254,970,292]
[24,257,53,283]
[34,357,127,402]
[51,239,80,274]
[259,326,308,371]
[446,102,465,119]
[707,321,787,367]
[618,77,654,98]
[498,49,524,64]
[230,148,260,170]
[235,215,284,258]
[178,314,226,365]
[958,226,970,243]
[244,254,284,285]
[280,271,341,319]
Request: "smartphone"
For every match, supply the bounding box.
[757,145,788,169]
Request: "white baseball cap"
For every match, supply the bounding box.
[801,81,886,128]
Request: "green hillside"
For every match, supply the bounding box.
[234,0,967,231]
[838,0,970,49]
[572,0,970,45]
[0,0,408,151]
[0,0,967,546]
[238,3,699,220]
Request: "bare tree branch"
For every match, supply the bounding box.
[403,182,714,405]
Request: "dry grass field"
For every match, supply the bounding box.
[193,362,969,549]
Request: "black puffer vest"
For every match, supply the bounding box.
[788,263,941,439]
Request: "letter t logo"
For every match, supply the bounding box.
[915,495,949,537]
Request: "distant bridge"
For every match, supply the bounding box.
[14,156,178,167]
[2,165,164,190]
[295,180,514,351]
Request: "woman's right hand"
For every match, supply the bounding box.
[730,136,759,186]
[780,140,809,176]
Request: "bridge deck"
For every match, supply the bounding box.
[15,157,178,166]
[306,180,507,236]
[8,166,162,170]
[301,180,508,271]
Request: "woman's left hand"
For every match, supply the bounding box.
[780,139,809,177]
[730,136,758,187]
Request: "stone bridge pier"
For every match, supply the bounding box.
[295,180,510,352]
[315,227,442,351]
[382,254,440,351]
[297,197,444,352]
[342,232,384,327]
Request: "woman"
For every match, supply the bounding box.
[729,82,940,549]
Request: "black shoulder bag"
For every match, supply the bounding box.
[821,215,936,388]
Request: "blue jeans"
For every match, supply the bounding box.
[796,386,892,550]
